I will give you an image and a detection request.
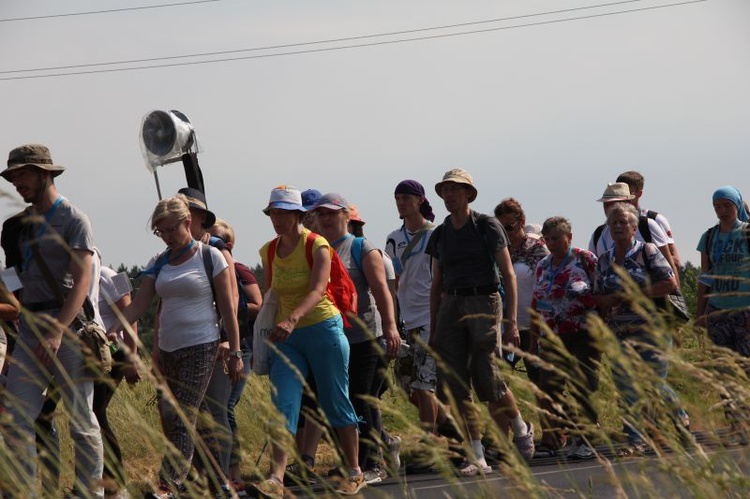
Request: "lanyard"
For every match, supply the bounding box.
[547,248,573,291]
[22,196,64,271]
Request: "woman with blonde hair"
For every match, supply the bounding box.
[109,194,243,498]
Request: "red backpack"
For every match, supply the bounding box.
[268,232,358,328]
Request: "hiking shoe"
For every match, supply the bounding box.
[283,461,317,486]
[363,466,386,484]
[513,422,535,460]
[333,473,367,496]
[456,459,493,477]
[388,435,402,470]
[253,477,285,499]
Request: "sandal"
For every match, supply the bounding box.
[616,441,653,457]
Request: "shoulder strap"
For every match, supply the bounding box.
[638,215,652,243]
[476,214,501,281]
[202,243,219,316]
[593,224,606,249]
[305,232,317,268]
[704,225,718,271]
[399,222,434,268]
[646,209,658,220]
[351,236,365,275]
[267,237,280,284]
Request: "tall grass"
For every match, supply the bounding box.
[1,281,748,498]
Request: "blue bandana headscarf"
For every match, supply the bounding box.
[713,186,749,222]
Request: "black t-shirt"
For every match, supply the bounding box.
[426,210,508,290]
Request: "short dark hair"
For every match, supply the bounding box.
[494,197,525,221]
[616,171,644,192]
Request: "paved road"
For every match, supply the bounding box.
[284,437,749,498]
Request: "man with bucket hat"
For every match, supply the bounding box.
[426,168,535,475]
[0,144,104,497]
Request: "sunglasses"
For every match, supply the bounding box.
[153,221,183,238]
[503,222,518,233]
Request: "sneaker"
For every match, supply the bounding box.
[388,435,402,471]
[566,439,595,460]
[333,473,367,496]
[363,466,386,485]
[456,459,493,477]
[513,422,535,461]
[283,461,317,486]
[253,477,285,499]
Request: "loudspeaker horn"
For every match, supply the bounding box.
[139,109,199,173]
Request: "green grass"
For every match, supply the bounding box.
[1,307,748,497]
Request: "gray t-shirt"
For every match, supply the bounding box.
[426,211,507,290]
[17,199,94,306]
[335,235,383,344]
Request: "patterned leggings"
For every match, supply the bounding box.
[157,341,218,486]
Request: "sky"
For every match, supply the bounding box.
[1,0,748,269]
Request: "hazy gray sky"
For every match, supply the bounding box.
[1,0,748,269]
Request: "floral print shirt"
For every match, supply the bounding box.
[531,247,598,335]
[595,241,674,329]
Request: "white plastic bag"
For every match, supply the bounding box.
[252,288,279,375]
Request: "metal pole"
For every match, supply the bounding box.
[153,170,163,200]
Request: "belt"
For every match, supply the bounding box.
[445,285,497,296]
[25,300,64,312]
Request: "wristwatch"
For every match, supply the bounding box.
[229,350,243,359]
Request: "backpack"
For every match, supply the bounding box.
[592,213,653,249]
[268,232,358,328]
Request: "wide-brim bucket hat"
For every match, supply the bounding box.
[597,182,635,202]
[177,187,217,228]
[1,144,66,181]
[263,185,306,215]
[435,168,477,203]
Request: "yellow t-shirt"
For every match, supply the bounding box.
[259,228,340,328]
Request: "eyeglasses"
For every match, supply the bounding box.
[503,222,517,233]
[153,222,183,238]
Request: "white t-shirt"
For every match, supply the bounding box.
[640,207,675,245]
[588,218,669,258]
[88,249,104,328]
[385,223,435,329]
[99,265,128,333]
[148,243,228,352]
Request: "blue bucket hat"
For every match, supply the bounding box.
[263,185,306,215]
